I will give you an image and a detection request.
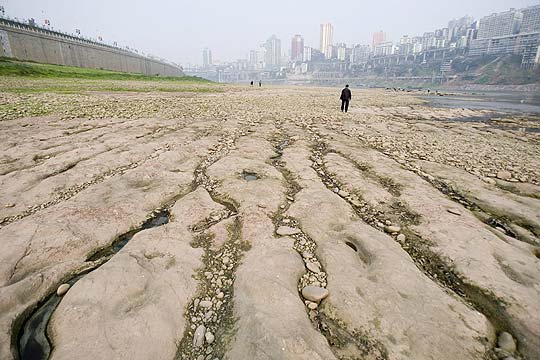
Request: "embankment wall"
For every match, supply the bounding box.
[0,19,183,77]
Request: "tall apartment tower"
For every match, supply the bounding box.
[477,9,523,39]
[372,31,387,49]
[320,23,334,58]
[264,35,281,68]
[521,5,540,33]
[291,34,304,62]
[202,48,213,68]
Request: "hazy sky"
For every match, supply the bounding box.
[2,0,539,65]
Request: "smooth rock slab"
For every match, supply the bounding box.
[302,286,329,302]
[276,226,301,236]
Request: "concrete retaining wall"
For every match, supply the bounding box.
[0,19,183,77]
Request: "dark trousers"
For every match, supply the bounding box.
[341,100,350,112]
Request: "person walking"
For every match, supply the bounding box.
[259,80,262,87]
[340,85,352,113]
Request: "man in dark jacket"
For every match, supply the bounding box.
[340,85,352,112]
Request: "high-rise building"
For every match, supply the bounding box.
[352,44,370,64]
[521,5,540,33]
[291,34,304,62]
[372,31,386,49]
[264,35,281,68]
[448,15,474,42]
[477,9,523,39]
[320,23,334,58]
[374,41,394,57]
[202,48,213,68]
[249,50,258,66]
[336,43,347,61]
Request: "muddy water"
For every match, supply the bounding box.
[18,210,170,360]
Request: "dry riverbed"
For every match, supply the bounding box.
[0,78,539,360]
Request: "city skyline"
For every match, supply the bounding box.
[2,0,540,65]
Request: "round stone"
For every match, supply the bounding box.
[205,331,215,344]
[497,171,512,180]
[302,286,329,302]
[276,226,301,236]
[200,300,213,308]
[497,331,517,353]
[306,261,321,274]
[385,225,401,233]
[396,234,406,242]
[193,325,206,347]
[56,283,71,296]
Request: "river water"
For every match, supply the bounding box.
[423,90,540,115]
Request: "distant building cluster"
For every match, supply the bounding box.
[192,4,540,81]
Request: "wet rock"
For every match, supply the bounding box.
[56,283,71,296]
[497,332,517,353]
[301,286,329,302]
[276,226,301,236]
[193,325,206,347]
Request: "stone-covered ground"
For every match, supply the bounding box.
[0,79,539,360]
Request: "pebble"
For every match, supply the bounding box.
[306,261,321,273]
[307,302,318,310]
[193,325,206,347]
[447,208,462,216]
[497,332,517,353]
[351,199,362,207]
[56,283,71,296]
[205,331,215,344]
[396,234,406,242]
[384,225,401,233]
[276,226,301,236]
[497,171,512,180]
[200,300,213,308]
[302,286,329,302]
[5,203,15,208]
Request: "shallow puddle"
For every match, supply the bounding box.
[243,171,259,181]
[18,209,170,360]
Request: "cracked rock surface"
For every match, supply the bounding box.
[0,80,539,360]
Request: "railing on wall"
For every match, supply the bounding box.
[0,15,181,70]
